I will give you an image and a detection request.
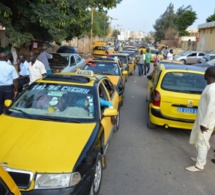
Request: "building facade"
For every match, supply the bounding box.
[197,21,215,53]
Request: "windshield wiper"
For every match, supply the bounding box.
[9,108,33,118]
[33,116,81,123]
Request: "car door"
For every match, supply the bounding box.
[197,53,206,63]
[187,52,197,64]
[99,80,117,145]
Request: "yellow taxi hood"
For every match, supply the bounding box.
[105,75,120,85]
[0,116,96,173]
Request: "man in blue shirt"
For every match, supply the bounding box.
[0,52,18,114]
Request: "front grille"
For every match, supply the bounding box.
[8,171,31,188]
[3,167,34,189]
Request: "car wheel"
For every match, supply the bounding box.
[114,110,120,132]
[89,155,103,195]
[180,59,186,64]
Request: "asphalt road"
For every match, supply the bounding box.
[99,69,215,195]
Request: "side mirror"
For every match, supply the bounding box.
[122,70,128,75]
[4,100,12,107]
[103,108,117,117]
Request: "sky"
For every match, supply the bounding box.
[108,0,215,34]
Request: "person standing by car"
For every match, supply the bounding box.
[145,48,151,75]
[37,45,53,75]
[0,52,18,114]
[186,66,215,172]
[136,50,145,76]
[28,51,47,84]
[167,49,174,60]
[17,54,30,92]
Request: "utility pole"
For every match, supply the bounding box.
[90,8,94,54]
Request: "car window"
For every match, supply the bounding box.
[102,79,115,99]
[7,83,96,121]
[94,46,107,51]
[75,55,81,63]
[161,72,206,94]
[70,56,76,65]
[188,53,197,57]
[49,54,68,66]
[198,53,205,57]
[110,55,127,64]
[84,62,120,75]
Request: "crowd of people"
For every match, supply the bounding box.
[0,45,52,114]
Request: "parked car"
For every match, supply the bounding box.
[191,59,215,70]
[198,53,215,63]
[146,63,207,130]
[0,70,119,195]
[48,53,86,73]
[84,57,128,106]
[174,51,206,64]
[56,45,78,53]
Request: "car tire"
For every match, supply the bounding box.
[89,155,103,195]
[114,110,120,132]
[180,59,186,64]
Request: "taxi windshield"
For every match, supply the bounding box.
[6,83,96,122]
[110,55,127,63]
[84,62,120,75]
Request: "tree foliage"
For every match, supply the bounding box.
[153,3,196,41]
[0,0,122,45]
[206,11,215,22]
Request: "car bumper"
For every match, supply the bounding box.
[149,106,194,130]
[21,170,94,195]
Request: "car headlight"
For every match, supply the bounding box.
[35,172,81,189]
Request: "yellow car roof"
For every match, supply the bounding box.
[36,71,102,87]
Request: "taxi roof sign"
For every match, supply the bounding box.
[75,69,94,76]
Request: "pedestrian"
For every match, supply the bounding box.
[17,54,30,92]
[154,51,160,66]
[166,49,173,60]
[28,51,47,84]
[186,66,215,172]
[163,46,168,59]
[145,48,151,75]
[0,52,18,114]
[37,45,53,75]
[136,50,145,76]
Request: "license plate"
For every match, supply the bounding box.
[177,107,197,114]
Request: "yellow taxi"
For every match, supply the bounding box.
[84,57,128,106]
[0,70,120,195]
[93,41,106,48]
[146,63,207,130]
[0,165,21,195]
[93,45,109,58]
[109,53,135,75]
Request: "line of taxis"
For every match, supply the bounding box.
[0,50,136,194]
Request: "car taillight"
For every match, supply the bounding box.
[152,90,161,106]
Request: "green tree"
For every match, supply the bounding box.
[206,10,215,22]
[0,0,122,45]
[153,3,176,42]
[175,10,197,36]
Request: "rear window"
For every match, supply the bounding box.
[161,72,207,94]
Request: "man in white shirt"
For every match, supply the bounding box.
[0,52,18,114]
[166,49,173,60]
[17,54,30,92]
[28,51,47,84]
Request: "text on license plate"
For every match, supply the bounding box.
[177,107,197,114]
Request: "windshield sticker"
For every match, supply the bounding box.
[32,84,47,90]
[48,85,61,91]
[61,86,90,94]
[48,91,64,97]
